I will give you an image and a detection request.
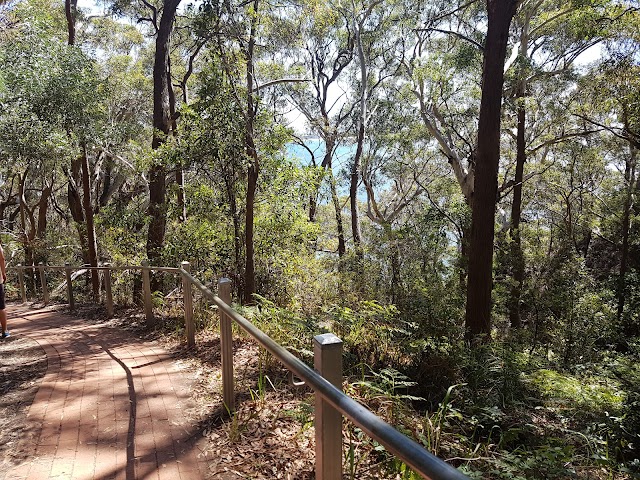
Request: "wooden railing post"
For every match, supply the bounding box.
[65,263,74,311]
[17,265,26,303]
[218,278,234,412]
[314,333,343,480]
[104,264,114,318]
[142,261,153,324]
[181,261,195,348]
[38,262,49,305]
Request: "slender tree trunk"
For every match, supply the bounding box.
[19,176,32,293]
[168,60,187,223]
[617,148,636,322]
[309,190,318,223]
[80,145,100,299]
[176,168,186,222]
[509,83,526,329]
[245,163,258,303]
[67,155,91,273]
[224,167,243,299]
[465,0,518,341]
[350,122,364,251]
[351,19,367,253]
[147,0,181,292]
[243,0,259,304]
[390,238,400,304]
[329,169,346,257]
[64,0,76,46]
[459,224,470,295]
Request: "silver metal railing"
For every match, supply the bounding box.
[8,262,469,480]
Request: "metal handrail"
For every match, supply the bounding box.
[10,264,181,273]
[180,268,468,480]
[8,262,468,479]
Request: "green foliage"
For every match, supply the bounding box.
[329,300,415,370]
[526,369,625,411]
[248,295,321,361]
[1,0,639,478]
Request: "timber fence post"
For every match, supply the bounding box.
[65,263,74,311]
[314,333,343,480]
[218,278,234,412]
[38,262,49,305]
[142,261,153,324]
[17,265,26,303]
[181,261,195,348]
[104,264,114,318]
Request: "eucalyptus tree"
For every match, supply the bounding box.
[502,0,626,329]
[97,0,181,287]
[402,0,517,338]
[574,47,640,334]
[286,0,355,256]
[179,0,308,302]
[0,20,102,287]
[463,0,518,339]
[401,0,484,297]
[347,0,406,254]
[359,87,448,303]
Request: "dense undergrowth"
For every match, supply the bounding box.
[239,294,640,479]
[6,257,640,479]
[5,249,640,480]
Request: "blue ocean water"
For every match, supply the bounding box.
[286,139,354,167]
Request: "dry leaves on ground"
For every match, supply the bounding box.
[0,335,48,479]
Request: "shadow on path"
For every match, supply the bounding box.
[4,304,211,480]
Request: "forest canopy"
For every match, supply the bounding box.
[1,0,639,477]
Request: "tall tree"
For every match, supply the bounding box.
[243,0,259,303]
[146,0,181,290]
[464,0,518,340]
[287,5,354,256]
[504,0,616,329]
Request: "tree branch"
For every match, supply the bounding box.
[413,27,484,51]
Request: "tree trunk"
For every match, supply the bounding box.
[508,83,526,329]
[81,145,100,299]
[465,0,518,341]
[168,59,187,223]
[68,154,90,264]
[351,18,367,253]
[350,122,364,251]
[617,147,636,322]
[459,223,470,294]
[244,163,258,303]
[224,166,243,299]
[176,168,186,222]
[147,0,181,292]
[329,169,346,257]
[64,0,76,46]
[243,0,259,304]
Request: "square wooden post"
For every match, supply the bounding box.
[142,261,153,324]
[17,265,26,303]
[314,333,343,480]
[65,263,74,311]
[181,262,195,348]
[218,278,234,412]
[38,262,49,305]
[104,264,114,318]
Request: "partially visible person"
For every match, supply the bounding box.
[0,241,8,339]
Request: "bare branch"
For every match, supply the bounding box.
[253,78,310,93]
[413,27,484,51]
